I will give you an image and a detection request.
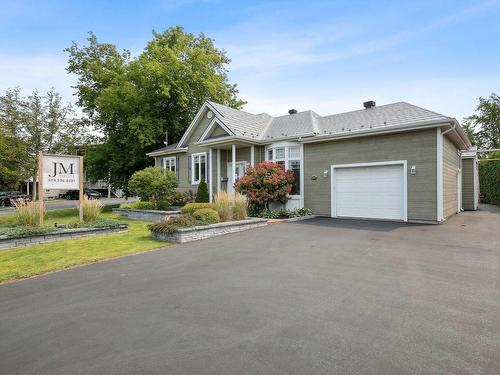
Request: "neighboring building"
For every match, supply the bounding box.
[147,100,476,223]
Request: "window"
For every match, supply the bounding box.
[163,157,176,174]
[191,152,206,184]
[266,144,301,195]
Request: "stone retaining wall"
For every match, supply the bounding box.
[113,208,180,222]
[0,225,128,250]
[151,218,268,243]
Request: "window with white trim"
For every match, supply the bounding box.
[163,157,176,174]
[267,145,301,195]
[191,152,206,184]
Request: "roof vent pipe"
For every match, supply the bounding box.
[363,101,376,109]
[288,109,298,115]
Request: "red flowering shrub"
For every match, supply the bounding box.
[234,162,295,210]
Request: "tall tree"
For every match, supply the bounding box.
[0,87,88,197]
[65,27,245,190]
[22,88,88,199]
[0,88,29,189]
[465,93,500,149]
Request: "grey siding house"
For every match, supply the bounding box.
[147,100,476,224]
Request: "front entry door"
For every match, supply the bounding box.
[227,162,246,195]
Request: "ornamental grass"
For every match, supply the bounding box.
[81,195,103,222]
[13,200,42,227]
[213,191,232,222]
[232,193,248,221]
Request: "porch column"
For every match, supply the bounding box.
[231,143,236,196]
[250,145,255,167]
[208,148,213,202]
[216,148,221,194]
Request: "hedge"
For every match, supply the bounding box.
[479,160,500,206]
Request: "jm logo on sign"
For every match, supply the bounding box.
[48,162,75,177]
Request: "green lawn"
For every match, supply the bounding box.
[0,212,170,283]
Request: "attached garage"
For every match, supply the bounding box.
[331,161,407,221]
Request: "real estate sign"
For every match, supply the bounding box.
[42,155,81,190]
[37,153,84,225]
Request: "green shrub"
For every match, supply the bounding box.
[479,160,500,206]
[192,208,220,225]
[165,190,195,207]
[80,218,127,228]
[256,208,313,219]
[120,201,155,210]
[149,214,196,234]
[181,202,214,215]
[156,200,172,211]
[195,179,209,202]
[0,226,55,238]
[128,167,178,207]
[57,218,126,229]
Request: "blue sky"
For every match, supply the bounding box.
[1,0,499,120]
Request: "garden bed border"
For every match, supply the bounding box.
[267,215,318,224]
[113,208,181,222]
[0,225,128,250]
[151,218,268,243]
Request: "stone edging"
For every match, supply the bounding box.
[267,215,318,224]
[0,225,128,250]
[151,218,268,243]
[113,208,181,222]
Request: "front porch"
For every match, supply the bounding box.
[205,141,303,210]
[207,142,264,198]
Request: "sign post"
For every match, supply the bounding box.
[38,152,44,226]
[79,156,84,222]
[41,153,84,223]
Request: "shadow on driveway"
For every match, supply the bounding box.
[294,216,419,232]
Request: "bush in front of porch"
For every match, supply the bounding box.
[234,162,294,214]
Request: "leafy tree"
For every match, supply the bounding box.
[0,88,29,189]
[0,87,88,197]
[234,162,295,211]
[66,27,245,190]
[128,167,178,208]
[465,93,500,149]
[195,179,209,202]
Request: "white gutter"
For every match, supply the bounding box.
[441,123,455,136]
[146,147,188,157]
[300,120,452,144]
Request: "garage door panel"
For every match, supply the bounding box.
[333,164,405,221]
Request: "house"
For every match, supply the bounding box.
[147,100,477,224]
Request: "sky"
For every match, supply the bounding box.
[0,0,499,121]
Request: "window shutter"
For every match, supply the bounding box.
[176,156,179,179]
[188,155,192,184]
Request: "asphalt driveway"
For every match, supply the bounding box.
[1,207,499,374]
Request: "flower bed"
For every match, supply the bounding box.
[150,218,267,243]
[112,208,181,222]
[0,223,128,250]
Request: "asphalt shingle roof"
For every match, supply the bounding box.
[208,101,452,141]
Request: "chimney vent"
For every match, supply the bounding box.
[363,100,376,109]
[288,109,298,115]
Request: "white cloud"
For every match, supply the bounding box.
[239,76,499,121]
[0,54,77,105]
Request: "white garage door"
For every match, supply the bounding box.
[332,162,406,221]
